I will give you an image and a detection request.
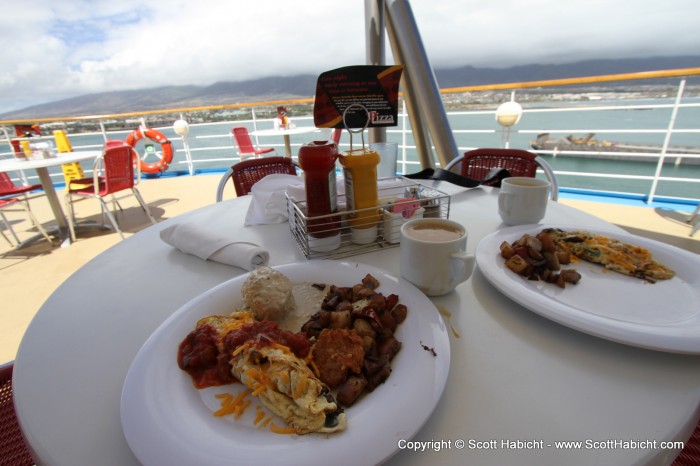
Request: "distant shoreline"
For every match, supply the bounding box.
[4,86,698,133]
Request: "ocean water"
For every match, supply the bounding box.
[27,96,700,201]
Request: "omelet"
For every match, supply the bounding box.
[545,228,675,282]
[230,343,346,434]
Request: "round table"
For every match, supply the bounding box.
[13,182,700,466]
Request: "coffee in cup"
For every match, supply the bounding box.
[403,221,463,242]
[400,218,474,296]
[498,177,550,225]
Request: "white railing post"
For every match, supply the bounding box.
[251,107,261,146]
[648,79,685,204]
[98,121,109,142]
[1,127,29,185]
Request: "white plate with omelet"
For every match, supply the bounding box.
[121,260,450,466]
[476,224,700,354]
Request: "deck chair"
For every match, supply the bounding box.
[54,130,91,190]
[443,148,559,201]
[0,361,35,466]
[231,127,276,159]
[0,172,52,247]
[216,156,298,201]
[64,140,156,241]
[673,418,700,465]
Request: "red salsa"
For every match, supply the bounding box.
[223,321,310,358]
[177,320,310,389]
[177,324,235,388]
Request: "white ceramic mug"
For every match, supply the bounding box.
[498,177,551,225]
[400,218,474,296]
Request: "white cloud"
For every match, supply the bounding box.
[0,0,698,114]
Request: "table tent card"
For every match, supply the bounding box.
[313,65,403,130]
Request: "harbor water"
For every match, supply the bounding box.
[6,96,700,202]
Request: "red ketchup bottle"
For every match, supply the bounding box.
[298,140,341,252]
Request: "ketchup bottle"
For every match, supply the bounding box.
[298,140,341,251]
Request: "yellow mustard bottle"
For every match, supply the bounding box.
[338,148,380,244]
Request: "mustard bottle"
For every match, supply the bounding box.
[338,148,380,244]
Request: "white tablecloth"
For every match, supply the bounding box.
[13,182,700,466]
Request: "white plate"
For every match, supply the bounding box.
[475,224,700,354]
[121,261,450,466]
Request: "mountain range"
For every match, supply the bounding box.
[3,55,698,120]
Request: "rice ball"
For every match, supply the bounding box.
[241,266,293,322]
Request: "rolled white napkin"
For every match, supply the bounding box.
[160,223,269,270]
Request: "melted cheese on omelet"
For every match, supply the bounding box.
[549,229,675,281]
[230,344,346,435]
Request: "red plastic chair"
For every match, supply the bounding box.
[673,419,700,465]
[231,127,276,158]
[443,148,559,200]
[64,141,156,241]
[0,362,35,466]
[673,418,700,465]
[216,156,298,201]
[0,172,52,247]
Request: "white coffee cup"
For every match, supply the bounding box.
[498,177,551,225]
[400,218,474,296]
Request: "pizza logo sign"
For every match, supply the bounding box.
[369,111,395,125]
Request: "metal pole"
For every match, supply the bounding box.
[365,0,387,144]
[648,78,685,204]
[384,6,435,169]
[384,0,459,168]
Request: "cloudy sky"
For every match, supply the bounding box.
[1,0,698,114]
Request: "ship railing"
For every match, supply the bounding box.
[1,68,699,206]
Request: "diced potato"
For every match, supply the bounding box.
[525,236,542,252]
[500,241,515,259]
[560,269,582,284]
[556,251,571,264]
[500,229,583,289]
[528,247,543,261]
[536,231,556,253]
[554,274,566,288]
[543,251,560,271]
[505,255,529,274]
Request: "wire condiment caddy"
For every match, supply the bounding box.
[287,177,450,259]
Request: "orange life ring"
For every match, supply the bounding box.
[125,127,173,175]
